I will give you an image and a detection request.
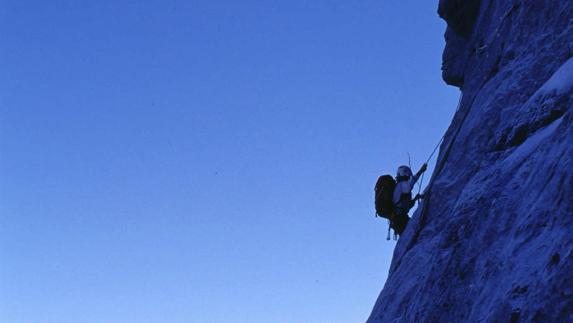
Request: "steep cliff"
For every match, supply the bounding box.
[368,1,573,322]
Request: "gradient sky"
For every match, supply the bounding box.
[0,1,459,322]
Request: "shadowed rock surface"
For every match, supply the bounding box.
[368,1,573,322]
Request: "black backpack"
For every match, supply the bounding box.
[374,175,396,219]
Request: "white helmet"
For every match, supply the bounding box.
[397,165,413,178]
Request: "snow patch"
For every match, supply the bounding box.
[539,57,573,94]
[502,117,563,166]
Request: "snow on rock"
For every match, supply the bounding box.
[540,58,573,95]
[368,1,573,322]
[501,116,562,167]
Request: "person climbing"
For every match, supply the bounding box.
[374,163,427,239]
[392,163,427,235]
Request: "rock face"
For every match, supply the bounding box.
[368,1,573,322]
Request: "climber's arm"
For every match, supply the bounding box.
[411,163,428,186]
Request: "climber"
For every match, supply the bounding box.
[392,163,428,235]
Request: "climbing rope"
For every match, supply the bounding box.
[411,2,519,205]
[416,91,463,198]
[413,3,520,199]
[387,90,470,271]
[390,3,519,270]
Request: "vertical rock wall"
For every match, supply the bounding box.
[368,1,573,322]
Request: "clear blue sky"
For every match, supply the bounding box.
[0,1,458,322]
